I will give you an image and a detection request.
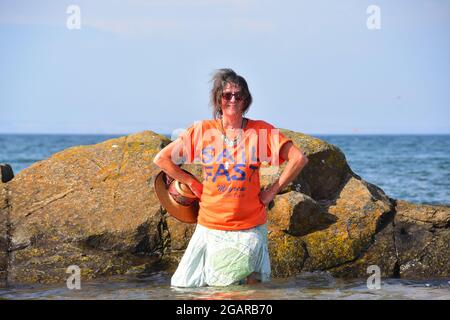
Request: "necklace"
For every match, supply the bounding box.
[220,117,246,169]
[220,117,245,147]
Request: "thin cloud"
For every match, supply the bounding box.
[0,0,272,37]
[84,18,182,37]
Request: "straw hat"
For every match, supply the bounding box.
[153,169,199,223]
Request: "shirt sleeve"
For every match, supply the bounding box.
[178,121,202,164]
[265,123,293,166]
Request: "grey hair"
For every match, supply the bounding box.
[209,68,253,119]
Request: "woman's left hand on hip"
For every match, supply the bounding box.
[259,187,277,207]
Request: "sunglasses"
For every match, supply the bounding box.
[222,92,245,101]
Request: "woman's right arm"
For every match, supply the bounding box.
[153,139,203,198]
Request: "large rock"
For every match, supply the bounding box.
[267,173,396,277]
[267,192,336,236]
[0,129,449,285]
[327,200,450,279]
[5,131,172,284]
[0,184,9,286]
[268,229,308,277]
[393,200,450,278]
[1,164,14,183]
[260,129,351,200]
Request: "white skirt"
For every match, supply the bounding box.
[171,222,271,287]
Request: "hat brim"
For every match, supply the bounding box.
[154,170,199,224]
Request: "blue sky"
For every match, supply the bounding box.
[0,0,449,134]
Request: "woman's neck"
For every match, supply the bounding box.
[221,114,244,129]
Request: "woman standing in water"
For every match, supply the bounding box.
[153,68,308,287]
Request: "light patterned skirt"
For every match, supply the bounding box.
[170,222,271,287]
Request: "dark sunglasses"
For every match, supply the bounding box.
[222,92,244,101]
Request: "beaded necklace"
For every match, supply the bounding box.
[219,117,247,169]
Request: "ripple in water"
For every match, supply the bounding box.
[1,272,449,300]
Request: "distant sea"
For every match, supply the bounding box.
[0,133,449,205]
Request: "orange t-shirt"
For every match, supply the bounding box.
[179,118,292,231]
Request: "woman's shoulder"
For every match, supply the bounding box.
[247,118,276,129]
[201,119,219,127]
[185,119,216,129]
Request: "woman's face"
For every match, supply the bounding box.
[221,82,244,118]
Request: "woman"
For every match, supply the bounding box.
[153,69,308,287]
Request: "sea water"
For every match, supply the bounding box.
[0,272,449,300]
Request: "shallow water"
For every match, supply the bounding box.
[1,272,449,300]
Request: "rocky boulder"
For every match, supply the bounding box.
[2,132,172,284]
[0,129,448,285]
[260,129,350,200]
[328,200,450,279]
[0,184,9,286]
